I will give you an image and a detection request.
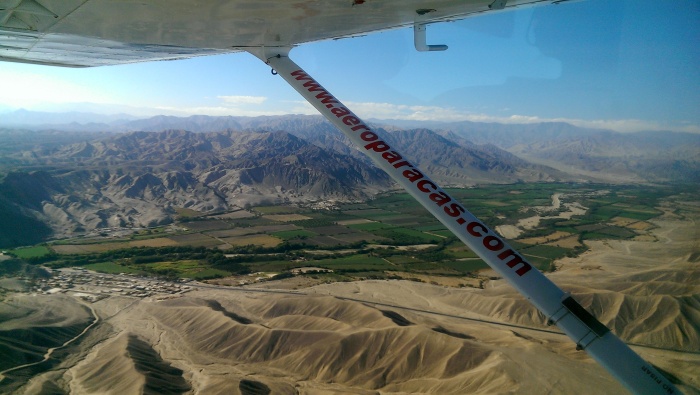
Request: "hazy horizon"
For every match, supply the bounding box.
[2,107,700,135]
[1,0,698,134]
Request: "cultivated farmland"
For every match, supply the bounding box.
[24,183,685,284]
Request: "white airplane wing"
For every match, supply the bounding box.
[1,0,546,67]
[0,1,683,394]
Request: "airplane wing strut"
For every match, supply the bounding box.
[248,46,680,395]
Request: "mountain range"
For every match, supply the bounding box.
[0,129,396,245]
[101,113,700,183]
[0,112,697,247]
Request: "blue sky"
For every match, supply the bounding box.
[1,0,698,132]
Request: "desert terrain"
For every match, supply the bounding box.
[1,198,698,394]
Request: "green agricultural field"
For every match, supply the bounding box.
[11,182,681,286]
[523,255,556,272]
[290,218,337,228]
[371,193,417,204]
[347,222,393,231]
[182,220,232,231]
[414,223,447,232]
[343,208,395,217]
[306,225,352,236]
[142,259,232,279]
[445,248,479,259]
[400,261,454,274]
[253,205,301,214]
[384,255,422,265]
[189,268,232,280]
[616,210,662,221]
[312,255,394,271]
[429,230,457,238]
[578,232,608,240]
[372,213,420,221]
[244,259,305,272]
[519,244,570,261]
[441,259,489,274]
[9,246,52,259]
[597,226,637,238]
[368,227,444,245]
[304,235,346,247]
[377,214,426,226]
[272,229,317,240]
[84,262,143,274]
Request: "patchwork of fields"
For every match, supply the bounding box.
[7,183,689,284]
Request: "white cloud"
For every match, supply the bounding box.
[154,105,283,117]
[153,99,317,117]
[217,95,267,105]
[555,118,700,134]
[477,115,700,134]
[151,95,276,116]
[339,101,700,133]
[345,102,466,122]
[150,99,699,133]
[13,88,695,134]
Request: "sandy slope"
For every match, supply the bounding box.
[51,292,618,394]
[6,202,700,394]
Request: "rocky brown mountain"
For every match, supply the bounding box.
[2,114,696,246]
[0,129,394,244]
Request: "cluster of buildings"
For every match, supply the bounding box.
[34,268,193,301]
[300,199,340,211]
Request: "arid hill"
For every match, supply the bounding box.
[0,129,393,244]
[0,122,567,246]
[3,207,698,394]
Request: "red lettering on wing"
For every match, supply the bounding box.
[291,70,312,81]
[292,66,535,278]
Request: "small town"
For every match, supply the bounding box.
[35,268,193,302]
